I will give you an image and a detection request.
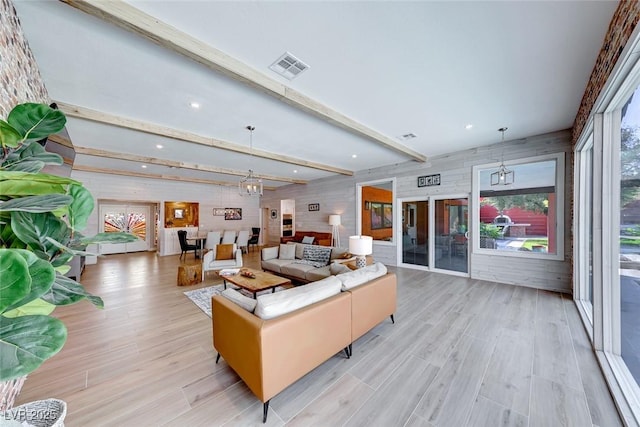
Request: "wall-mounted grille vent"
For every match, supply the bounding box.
[269,52,309,80]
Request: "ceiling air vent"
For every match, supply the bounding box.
[269,52,309,80]
[398,133,417,141]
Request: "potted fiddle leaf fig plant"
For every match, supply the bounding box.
[0,103,137,413]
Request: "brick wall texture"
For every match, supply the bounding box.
[572,0,640,145]
[0,0,49,119]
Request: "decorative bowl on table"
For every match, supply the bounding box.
[240,270,256,278]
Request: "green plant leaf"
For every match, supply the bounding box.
[0,194,73,213]
[0,120,21,148]
[67,184,93,231]
[4,160,45,173]
[0,250,31,313]
[41,274,104,308]
[2,249,55,313]
[0,178,66,197]
[44,237,94,257]
[7,103,66,142]
[0,315,67,381]
[3,298,55,318]
[17,141,63,165]
[10,211,71,258]
[79,232,139,244]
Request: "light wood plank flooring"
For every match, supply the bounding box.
[16,251,622,426]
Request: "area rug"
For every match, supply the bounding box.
[184,284,287,317]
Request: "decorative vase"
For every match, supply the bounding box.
[0,398,66,427]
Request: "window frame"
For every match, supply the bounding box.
[471,152,565,261]
[356,177,396,246]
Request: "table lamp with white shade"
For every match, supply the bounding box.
[329,214,341,247]
[349,235,373,268]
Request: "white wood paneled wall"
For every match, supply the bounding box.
[71,171,260,261]
[262,129,573,293]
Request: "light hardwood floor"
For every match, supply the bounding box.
[16,251,622,426]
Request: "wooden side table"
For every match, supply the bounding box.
[341,255,374,270]
[177,263,202,286]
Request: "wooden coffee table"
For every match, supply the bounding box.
[222,268,292,298]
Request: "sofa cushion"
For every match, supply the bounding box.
[261,258,291,273]
[305,265,331,282]
[262,246,279,261]
[254,276,342,320]
[216,244,235,260]
[330,247,350,260]
[302,245,331,266]
[301,235,315,244]
[281,262,318,280]
[279,243,296,260]
[294,243,306,259]
[330,262,352,275]
[336,262,388,291]
[221,288,257,312]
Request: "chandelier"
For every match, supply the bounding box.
[490,127,514,186]
[239,125,263,196]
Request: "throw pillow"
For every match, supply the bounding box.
[301,235,315,244]
[279,243,296,260]
[221,288,257,312]
[330,262,351,275]
[302,245,331,266]
[216,244,235,260]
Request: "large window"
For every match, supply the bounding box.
[575,132,594,325]
[472,153,564,260]
[574,40,640,425]
[619,87,640,386]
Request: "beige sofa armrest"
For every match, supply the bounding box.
[261,246,279,261]
[213,292,352,403]
[212,296,264,398]
[347,273,397,342]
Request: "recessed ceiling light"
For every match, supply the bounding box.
[141,164,147,169]
[398,133,417,141]
[156,144,163,149]
[352,154,357,158]
[189,101,200,109]
[293,169,298,173]
[465,124,473,130]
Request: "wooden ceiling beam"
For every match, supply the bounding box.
[60,0,427,163]
[72,165,277,190]
[56,102,353,176]
[74,146,307,184]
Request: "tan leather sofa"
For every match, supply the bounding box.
[212,271,396,423]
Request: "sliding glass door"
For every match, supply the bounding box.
[401,200,429,266]
[398,196,469,275]
[434,197,468,274]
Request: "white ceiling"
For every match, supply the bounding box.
[13,1,617,190]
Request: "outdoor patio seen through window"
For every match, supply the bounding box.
[474,153,564,259]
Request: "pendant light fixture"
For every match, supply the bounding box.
[490,127,514,186]
[239,125,263,196]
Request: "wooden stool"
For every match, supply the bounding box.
[177,263,202,286]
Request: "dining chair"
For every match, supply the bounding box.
[204,231,221,250]
[177,230,197,260]
[248,227,260,252]
[221,230,237,244]
[235,230,250,254]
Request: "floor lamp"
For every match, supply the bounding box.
[329,214,341,248]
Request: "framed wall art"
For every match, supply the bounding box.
[308,203,320,211]
[224,208,242,220]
